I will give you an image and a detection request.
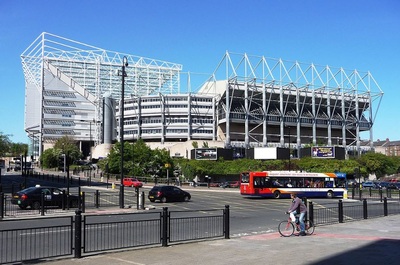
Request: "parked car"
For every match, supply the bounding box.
[228,181,240,188]
[11,185,79,210]
[219,182,230,188]
[122,178,143,188]
[219,181,240,188]
[148,185,191,203]
[378,182,399,190]
[209,182,221,187]
[362,182,375,188]
[387,183,399,190]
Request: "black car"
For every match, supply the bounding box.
[148,185,191,203]
[11,185,79,209]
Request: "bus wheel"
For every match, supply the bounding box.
[327,191,333,199]
[274,190,281,199]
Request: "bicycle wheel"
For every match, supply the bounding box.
[305,220,315,235]
[278,221,294,237]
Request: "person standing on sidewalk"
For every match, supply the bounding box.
[286,193,307,236]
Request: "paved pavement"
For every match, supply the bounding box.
[39,213,400,265]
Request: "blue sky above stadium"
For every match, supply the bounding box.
[0,0,399,144]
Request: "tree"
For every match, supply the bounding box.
[40,148,60,169]
[10,143,29,157]
[39,136,83,170]
[53,135,82,164]
[100,139,173,178]
[359,152,395,179]
[0,132,12,157]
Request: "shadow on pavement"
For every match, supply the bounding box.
[309,239,400,265]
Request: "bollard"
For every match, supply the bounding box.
[81,192,85,213]
[41,193,45,216]
[78,186,82,210]
[383,197,388,216]
[309,201,314,225]
[161,207,168,247]
[224,205,230,239]
[138,191,145,210]
[95,190,100,208]
[0,192,4,220]
[363,199,368,219]
[136,187,140,209]
[74,210,82,258]
[338,200,344,223]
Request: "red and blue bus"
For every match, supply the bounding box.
[240,171,347,199]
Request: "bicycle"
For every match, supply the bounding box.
[278,213,315,237]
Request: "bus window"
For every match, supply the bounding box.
[265,178,272,188]
[304,178,312,188]
[284,178,293,188]
[272,178,283,187]
[310,178,325,188]
[240,173,249,183]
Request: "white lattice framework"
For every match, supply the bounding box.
[21,32,183,100]
[21,32,182,155]
[200,51,384,153]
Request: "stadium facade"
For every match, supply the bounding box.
[21,32,384,160]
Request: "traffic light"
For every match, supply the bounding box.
[58,154,66,172]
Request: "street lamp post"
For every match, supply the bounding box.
[119,56,128,208]
[89,120,92,159]
[287,126,291,171]
[80,120,90,160]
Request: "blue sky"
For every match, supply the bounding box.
[0,0,399,144]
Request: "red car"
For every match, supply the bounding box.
[229,181,240,188]
[122,178,143,188]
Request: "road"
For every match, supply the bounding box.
[1,171,379,237]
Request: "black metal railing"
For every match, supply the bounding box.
[309,198,400,226]
[349,186,400,201]
[168,208,227,243]
[83,211,162,253]
[0,216,73,264]
[0,206,229,264]
[1,189,144,218]
[0,193,81,219]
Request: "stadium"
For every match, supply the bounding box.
[21,32,384,161]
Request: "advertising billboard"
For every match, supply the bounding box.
[311,146,335,158]
[254,147,278,159]
[194,148,217,160]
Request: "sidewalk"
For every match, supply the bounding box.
[42,214,400,265]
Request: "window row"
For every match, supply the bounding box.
[44,91,76,98]
[44,108,76,115]
[44,100,76,107]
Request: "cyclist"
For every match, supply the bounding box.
[286,193,307,236]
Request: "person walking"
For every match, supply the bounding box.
[286,193,307,236]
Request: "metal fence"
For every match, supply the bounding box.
[309,197,400,226]
[0,190,141,219]
[168,208,227,243]
[348,186,400,201]
[0,193,80,219]
[0,216,73,264]
[0,206,230,264]
[83,211,162,253]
